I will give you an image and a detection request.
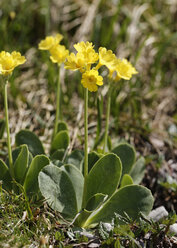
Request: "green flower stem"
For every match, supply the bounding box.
[84,88,88,178]
[17,183,33,220]
[103,84,113,153]
[24,192,33,220]
[4,81,14,177]
[54,66,61,138]
[82,88,88,209]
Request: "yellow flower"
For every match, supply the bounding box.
[74,41,94,53]
[115,59,138,80]
[38,33,63,50]
[49,45,69,65]
[0,51,26,76]
[98,47,116,70]
[64,52,86,72]
[81,69,103,92]
[107,58,121,79]
[64,41,98,72]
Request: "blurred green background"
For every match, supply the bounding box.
[0,0,176,149]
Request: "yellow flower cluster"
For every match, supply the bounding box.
[97,47,138,80]
[64,42,102,92]
[38,33,69,65]
[0,51,26,76]
[65,42,99,73]
[64,41,138,92]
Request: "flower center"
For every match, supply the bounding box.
[88,76,95,83]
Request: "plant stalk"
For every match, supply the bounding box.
[54,66,61,137]
[81,88,88,209]
[84,88,88,178]
[4,81,14,177]
[24,192,33,220]
[103,85,112,153]
[17,182,33,220]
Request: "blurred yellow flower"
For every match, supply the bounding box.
[74,41,94,53]
[64,53,86,72]
[81,69,103,92]
[115,59,138,80]
[65,41,98,72]
[50,45,69,65]
[97,47,116,71]
[38,33,63,50]
[0,51,26,76]
[9,11,16,20]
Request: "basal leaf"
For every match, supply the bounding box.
[39,165,78,221]
[130,157,146,184]
[120,174,133,188]
[88,151,102,173]
[51,130,69,153]
[60,164,84,211]
[83,153,122,207]
[0,159,8,180]
[112,143,136,176]
[14,145,29,184]
[85,185,153,228]
[86,193,107,212]
[15,129,45,156]
[65,150,84,171]
[50,149,65,161]
[24,155,50,195]
[57,121,68,133]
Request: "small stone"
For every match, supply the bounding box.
[88,243,100,248]
[171,236,177,245]
[170,223,177,235]
[148,206,168,222]
[80,231,95,239]
[144,232,151,239]
[102,222,113,232]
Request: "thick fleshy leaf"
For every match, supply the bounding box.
[5,147,33,190]
[74,209,91,227]
[5,148,24,191]
[0,169,12,191]
[52,160,64,167]
[24,155,50,195]
[65,150,84,171]
[60,164,84,211]
[0,159,8,180]
[86,193,107,211]
[83,153,122,207]
[9,147,32,167]
[14,145,29,184]
[57,121,68,133]
[112,143,136,176]
[120,174,133,188]
[15,129,45,156]
[76,194,108,227]
[85,185,154,228]
[38,165,78,221]
[130,157,146,184]
[50,149,65,161]
[51,130,69,152]
[88,151,102,173]
[0,160,12,191]
[5,147,21,166]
